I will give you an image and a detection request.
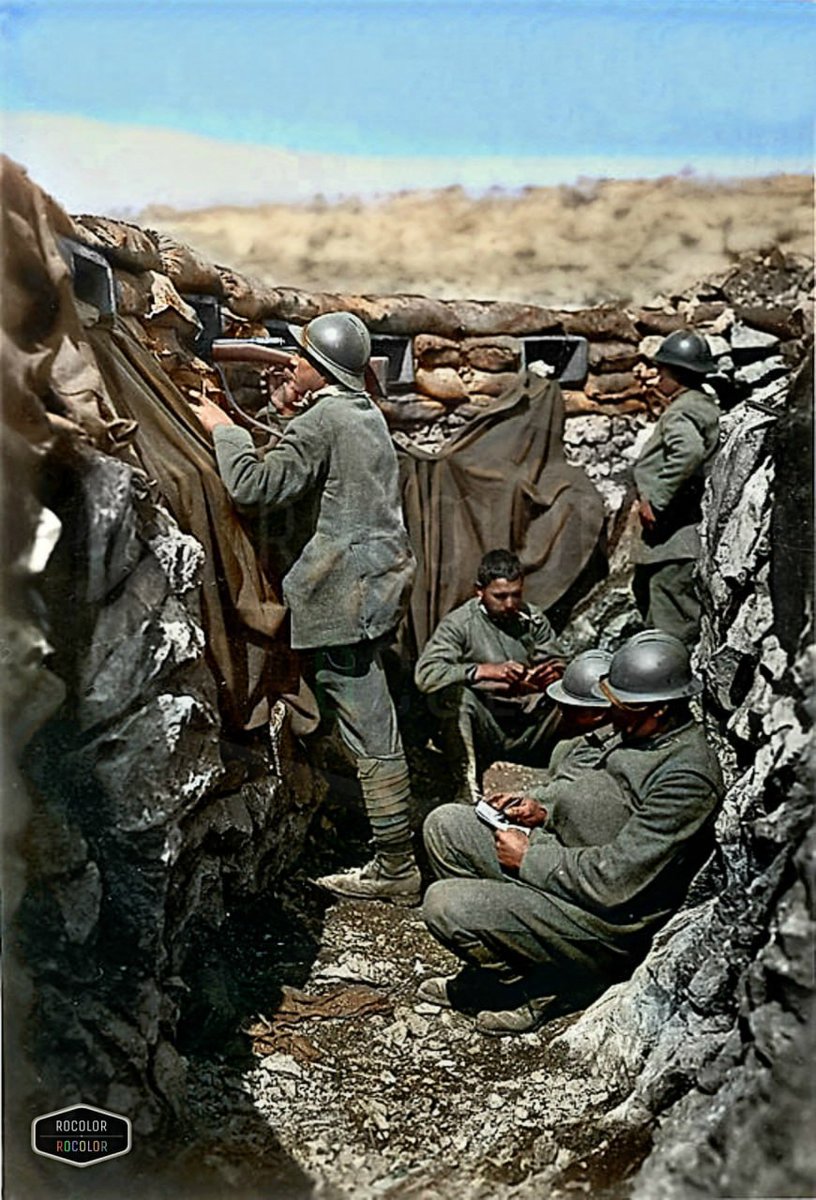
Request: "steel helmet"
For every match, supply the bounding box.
[547,649,613,707]
[597,631,703,704]
[653,330,717,376]
[289,312,371,391]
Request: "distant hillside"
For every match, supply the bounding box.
[139,174,813,309]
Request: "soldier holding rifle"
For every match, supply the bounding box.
[191,312,421,905]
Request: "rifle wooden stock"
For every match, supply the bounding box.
[211,337,385,399]
[211,339,293,368]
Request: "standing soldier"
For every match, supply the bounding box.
[633,330,720,646]
[191,311,421,905]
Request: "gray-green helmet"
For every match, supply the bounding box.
[597,631,702,704]
[653,329,717,376]
[289,311,371,391]
[547,649,613,707]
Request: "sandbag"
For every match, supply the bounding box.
[448,300,563,337]
[585,371,641,399]
[588,340,640,373]
[462,369,520,398]
[415,366,468,403]
[73,215,162,273]
[154,232,224,296]
[633,309,688,336]
[461,335,522,372]
[561,307,639,342]
[378,398,446,428]
[564,391,648,415]
[414,334,461,370]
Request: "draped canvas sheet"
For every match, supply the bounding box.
[0,156,136,452]
[397,373,606,655]
[86,320,301,729]
[2,159,301,731]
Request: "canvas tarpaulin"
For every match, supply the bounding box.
[397,372,606,655]
[0,156,136,452]
[86,319,301,729]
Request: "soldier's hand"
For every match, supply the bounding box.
[634,362,660,387]
[269,379,301,417]
[502,797,547,828]
[524,657,566,690]
[494,828,530,870]
[638,499,657,531]
[189,395,234,432]
[475,660,527,685]
[488,791,523,811]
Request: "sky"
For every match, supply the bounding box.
[0,0,814,211]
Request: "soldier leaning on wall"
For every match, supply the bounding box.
[633,330,720,647]
[190,311,422,906]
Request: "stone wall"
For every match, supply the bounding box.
[10,446,325,1138]
[526,354,815,1199]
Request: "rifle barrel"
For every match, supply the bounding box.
[211,339,293,368]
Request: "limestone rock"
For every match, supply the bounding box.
[730,322,780,354]
[80,693,222,833]
[563,414,611,446]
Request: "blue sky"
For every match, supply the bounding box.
[2,0,814,161]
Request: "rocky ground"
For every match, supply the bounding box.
[173,746,638,1200]
[182,880,627,1200]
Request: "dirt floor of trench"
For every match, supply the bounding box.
[172,748,643,1200]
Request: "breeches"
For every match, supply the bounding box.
[422,803,646,991]
[430,685,560,800]
[313,638,412,855]
[633,559,700,648]
[313,638,403,759]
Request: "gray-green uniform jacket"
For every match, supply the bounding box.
[532,727,630,847]
[212,385,415,650]
[633,388,720,564]
[520,719,723,932]
[414,597,560,693]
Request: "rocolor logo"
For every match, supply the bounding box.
[31,1104,131,1168]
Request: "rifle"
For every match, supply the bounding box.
[211,338,296,434]
[210,337,385,434]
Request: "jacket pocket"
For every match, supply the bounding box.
[351,532,416,632]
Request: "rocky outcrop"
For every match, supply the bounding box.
[539,354,815,1199]
[13,447,324,1134]
[1,160,326,1146]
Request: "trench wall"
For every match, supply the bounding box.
[2,160,813,1187]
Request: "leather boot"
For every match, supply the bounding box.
[314,755,421,904]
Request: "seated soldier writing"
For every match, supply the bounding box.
[418,632,724,1034]
[415,549,566,803]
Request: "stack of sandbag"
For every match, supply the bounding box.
[412,332,523,413]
